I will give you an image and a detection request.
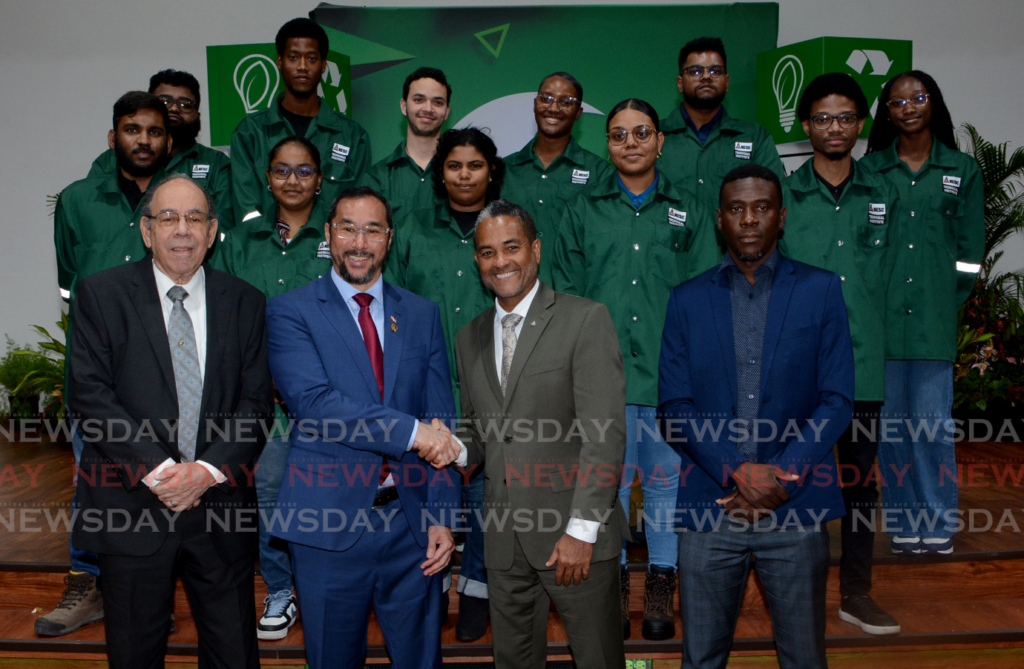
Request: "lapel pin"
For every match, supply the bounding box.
[530,320,536,326]
[390,315,398,332]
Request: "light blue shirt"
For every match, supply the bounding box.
[329,269,419,458]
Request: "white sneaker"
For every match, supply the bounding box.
[257,589,298,640]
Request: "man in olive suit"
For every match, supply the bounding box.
[454,199,628,668]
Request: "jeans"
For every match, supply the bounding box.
[678,524,830,669]
[836,401,882,597]
[878,360,958,539]
[70,425,100,577]
[618,405,681,570]
[256,435,294,594]
[456,471,488,599]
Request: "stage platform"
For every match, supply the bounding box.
[1,431,1023,665]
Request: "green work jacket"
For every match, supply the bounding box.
[88,141,235,231]
[502,135,614,285]
[658,106,785,217]
[211,199,332,437]
[359,141,439,223]
[385,203,494,404]
[551,173,720,406]
[780,159,900,401]
[860,139,985,361]
[230,95,371,228]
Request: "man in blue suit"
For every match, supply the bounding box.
[265,186,462,669]
[659,164,854,669]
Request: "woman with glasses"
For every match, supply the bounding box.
[552,98,720,641]
[862,72,985,556]
[385,126,505,642]
[211,135,332,642]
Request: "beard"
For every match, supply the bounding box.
[114,140,167,178]
[408,114,441,138]
[170,117,201,148]
[336,250,383,285]
[736,249,768,263]
[683,88,725,111]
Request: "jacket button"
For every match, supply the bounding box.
[455,382,460,389]
[906,309,913,315]
[632,351,638,357]
[503,435,513,443]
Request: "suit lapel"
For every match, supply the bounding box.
[478,306,503,402]
[382,284,404,406]
[708,271,738,404]
[501,284,555,410]
[198,267,227,430]
[759,257,796,398]
[128,262,175,399]
[316,276,382,402]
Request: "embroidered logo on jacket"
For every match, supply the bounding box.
[943,175,962,196]
[868,203,887,225]
[668,208,687,227]
[191,164,210,179]
[734,142,753,160]
[571,169,590,185]
[331,143,350,162]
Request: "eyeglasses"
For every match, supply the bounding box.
[150,210,209,230]
[887,93,930,111]
[158,95,197,113]
[535,93,579,109]
[607,124,657,145]
[808,113,861,130]
[681,65,727,80]
[269,165,319,180]
[330,222,391,243]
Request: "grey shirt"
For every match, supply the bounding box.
[720,249,779,462]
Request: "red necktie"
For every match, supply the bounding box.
[352,293,390,485]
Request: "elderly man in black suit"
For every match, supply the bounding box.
[69,173,274,669]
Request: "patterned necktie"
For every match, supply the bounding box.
[500,314,523,396]
[166,286,202,462]
[352,293,390,485]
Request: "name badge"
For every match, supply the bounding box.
[316,241,331,259]
[331,143,351,163]
[668,208,687,227]
[191,164,210,179]
[943,175,962,196]
[868,203,887,225]
[734,142,753,160]
[571,169,590,185]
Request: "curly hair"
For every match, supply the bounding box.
[431,127,506,202]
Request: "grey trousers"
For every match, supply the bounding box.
[487,535,625,669]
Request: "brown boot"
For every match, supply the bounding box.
[34,572,104,636]
[642,565,676,640]
[620,565,631,639]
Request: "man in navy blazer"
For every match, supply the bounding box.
[659,164,854,669]
[265,186,462,669]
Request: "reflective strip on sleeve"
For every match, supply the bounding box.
[956,261,982,273]
[242,211,261,223]
[60,288,70,300]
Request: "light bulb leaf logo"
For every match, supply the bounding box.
[771,55,804,134]
[233,54,280,114]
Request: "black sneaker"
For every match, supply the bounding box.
[257,589,298,641]
[455,594,489,642]
[838,595,900,635]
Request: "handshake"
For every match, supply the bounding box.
[412,417,464,469]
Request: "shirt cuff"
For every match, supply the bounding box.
[196,460,228,484]
[453,435,468,468]
[142,458,176,488]
[565,517,601,544]
[406,420,419,451]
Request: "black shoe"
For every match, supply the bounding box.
[441,592,450,625]
[620,565,631,639]
[839,595,900,635]
[642,565,676,640]
[455,594,489,641]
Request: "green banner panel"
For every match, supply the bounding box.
[206,43,352,146]
[757,37,912,145]
[306,3,779,159]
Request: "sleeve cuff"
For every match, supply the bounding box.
[406,420,419,452]
[565,517,601,544]
[196,460,228,484]
[142,458,176,488]
[453,434,468,468]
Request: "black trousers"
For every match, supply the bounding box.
[836,400,883,597]
[98,508,259,669]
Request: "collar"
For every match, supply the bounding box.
[247,198,329,243]
[719,248,780,277]
[506,134,588,167]
[617,171,660,209]
[331,268,385,307]
[872,137,960,171]
[594,169,680,200]
[662,104,742,135]
[384,140,432,170]
[264,93,347,132]
[787,157,882,193]
[681,105,724,134]
[495,279,540,324]
[166,141,200,169]
[152,261,206,300]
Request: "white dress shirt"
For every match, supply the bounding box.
[492,281,599,544]
[144,263,224,487]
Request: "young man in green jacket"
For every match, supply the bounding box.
[231,18,370,228]
[501,71,613,285]
[658,37,785,217]
[359,67,451,222]
[40,92,172,638]
[88,70,234,232]
[780,73,901,636]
